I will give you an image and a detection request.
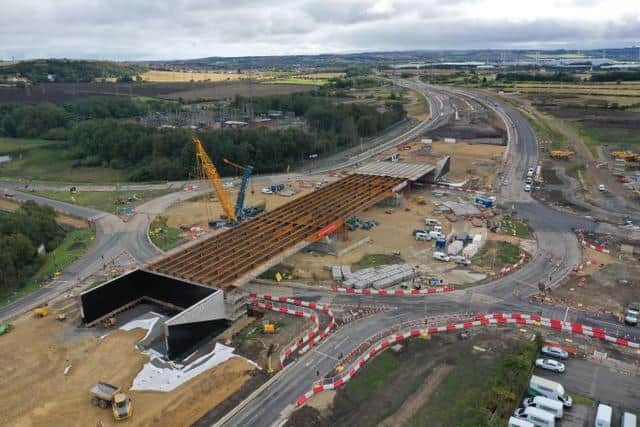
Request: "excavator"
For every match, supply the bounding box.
[549,150,575,160]
[192,136,256,228]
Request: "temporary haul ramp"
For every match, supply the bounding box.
[79,269,229,358]
[149,174,410,289]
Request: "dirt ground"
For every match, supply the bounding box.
[233,310,313,371]
[554,255,640,315]
[0,311,255,427]
[165,183,314,229]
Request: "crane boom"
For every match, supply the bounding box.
[192,136,237,223]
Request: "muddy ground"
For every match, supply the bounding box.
[0,307,256,427]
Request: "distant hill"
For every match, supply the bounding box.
[142,48,640,70]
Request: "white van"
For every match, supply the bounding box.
[429,230,445,239]
[509,416,535,427]
[431,225,443,233]
[415,232,431,241]
[595,404,612,427]
[424,218,441,227]
[432,252,450,262]
[513,406,555,427]
[523,396,564,418]
[529,375,572,407]
[622,412,637,427]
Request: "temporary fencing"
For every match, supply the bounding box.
[294,311,639,407]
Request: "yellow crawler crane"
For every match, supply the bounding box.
[193,136,237,226]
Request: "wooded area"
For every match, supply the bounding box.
[0,59,147,83]
[1,92,406,181]
[0,201,64,298]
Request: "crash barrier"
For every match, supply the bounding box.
[247,293,335,368]
[330,285,455,296]
[581,240,610,253]
[571,259,598,275]
[500,253,526,276]
[426,183,483,194]
[294,312,639,407]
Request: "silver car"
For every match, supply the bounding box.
[541,346,569,360]
[535,358,565,373]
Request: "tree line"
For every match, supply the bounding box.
[68,94,406,180]
[0,59,147,83]
[0,202,64,298]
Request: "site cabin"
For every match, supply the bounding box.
[513,406,555,427]
[474,195,496,208]
[509,416,535,427]
[528,375,572,408]
[622,412,637,427]
[523,396,564,418]
[595,404,612,427]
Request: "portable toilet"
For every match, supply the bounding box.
[435,238,446,250]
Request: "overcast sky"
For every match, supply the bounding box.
[1,0,639,60]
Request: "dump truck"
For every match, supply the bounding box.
[90,382,133,421]
[34,307,49,317]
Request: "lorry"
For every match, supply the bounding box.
[528,375,572,407]
[513,406,555,427]
[523,396,564,418]
[595,403,612,427]
[90,382,133,421]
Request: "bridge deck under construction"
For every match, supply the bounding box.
[149,174,404,289]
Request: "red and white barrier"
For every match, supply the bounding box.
[247,293,335,368]
[426,183,482,194]
[500,254,526,276]
[294,312,639,407]
[330,285,455,296]
[573,259,598,273]
[581,240,610,254]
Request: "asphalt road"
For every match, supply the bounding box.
[535,358,640,412]
[217,82,640,427]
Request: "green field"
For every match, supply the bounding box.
[149,216,188,251]
[0,137,65,155]
[31,189,173,213]
[1,226,95,308]
[526,113,569,150]
[572,125,640,149]
[0,146,127,183]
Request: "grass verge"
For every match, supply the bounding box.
[406,339,540,427]
[149,216,188,251]
[472,241,524,271]
[500,216,532,239]
[31,189,172,213]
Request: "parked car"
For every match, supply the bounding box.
[412,229,427,236]
[261,188,273,194]
[540,346,569,360]
[415,232,431,241]
[451,255,471,265]
[424,218,441,227]
[535,358,565,373]
[624,302,640,326]
[432,252,450,262]
[598,184,606,192]
[526,177,533,185]
[524,184,532,192]
[527,167,535,178]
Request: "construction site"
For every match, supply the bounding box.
[0,107,522,425]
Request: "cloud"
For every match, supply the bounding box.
[0,0,638,60]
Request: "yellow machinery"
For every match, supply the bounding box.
[193,136,237,225]
[550,150,575,160]
[34,307,49,317]
[612,151,640,162]
[263,322,276,334]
